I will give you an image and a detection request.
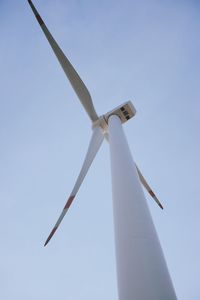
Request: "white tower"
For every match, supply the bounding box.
[109,115,177,300]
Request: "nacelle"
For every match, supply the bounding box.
[93,101,136,132]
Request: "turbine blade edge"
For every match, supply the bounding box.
[44,126,104,246]
[27,0,98,122]
[136,165,164,209]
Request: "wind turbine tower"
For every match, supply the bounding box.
[27,1,177,299]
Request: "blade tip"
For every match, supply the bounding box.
[44,241,48,247]
[44,226,58,247]
[44,238,50,247]
[160,204,164,210]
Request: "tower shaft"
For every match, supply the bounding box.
[108,115,177,300]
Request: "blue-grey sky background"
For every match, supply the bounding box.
[1,0,200,299]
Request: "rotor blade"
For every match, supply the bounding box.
[136,165,163,209]
[44,126,104,246]
[27,0,98,122]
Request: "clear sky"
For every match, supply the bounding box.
[1,0,200,299]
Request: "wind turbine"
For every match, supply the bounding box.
[27,1,177,299]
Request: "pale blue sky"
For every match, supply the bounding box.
[1,0,200,299]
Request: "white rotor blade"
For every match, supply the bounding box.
[44,126,104,246]
[136,165,163,209]
[28,0,98,122]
